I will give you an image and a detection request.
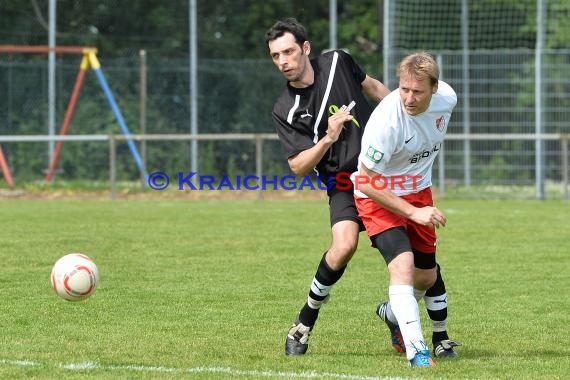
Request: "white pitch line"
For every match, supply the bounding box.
[0,359,416,380]
[0,359,38,367]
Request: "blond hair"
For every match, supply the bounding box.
[397,52,439,86]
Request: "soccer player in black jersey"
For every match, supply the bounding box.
[265,17,389,356]
[265,18,457,358]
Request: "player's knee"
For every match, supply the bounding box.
[330,221,359,253]
[337,238,358,256]
[414,267,437,290]
[387,254,415,283]
[412,249,437,289]
[326,242,357,268]
[331,232,358,256]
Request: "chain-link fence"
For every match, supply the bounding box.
[1,0,569,199]
[0,53,290,182]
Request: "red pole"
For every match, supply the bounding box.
[45,55,89,183]
[0,45,97,55]
[0,145,15,187]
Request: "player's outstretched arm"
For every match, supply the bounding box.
[361,75,391,103]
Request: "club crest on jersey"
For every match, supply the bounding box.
[365,146,384,163]
[436,115,446,132]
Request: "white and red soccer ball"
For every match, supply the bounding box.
[51,253,99,301]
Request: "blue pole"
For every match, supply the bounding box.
[89,53,148,181]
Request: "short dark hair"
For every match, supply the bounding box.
[265,18,308,47]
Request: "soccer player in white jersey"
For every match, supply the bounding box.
[352,52,460,367]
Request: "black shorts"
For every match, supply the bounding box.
[327,185,364,230]
[372,227,437,269]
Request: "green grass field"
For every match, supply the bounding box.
[1,197,569,379]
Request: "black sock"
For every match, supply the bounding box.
[425,264,450,343]
[298,252,346,327]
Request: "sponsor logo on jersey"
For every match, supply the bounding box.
[409,143,441,164]
[365,146,384,163]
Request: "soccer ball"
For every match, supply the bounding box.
[51,253,99,301]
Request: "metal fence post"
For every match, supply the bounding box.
[562,135,568,200]
[109,135,117,200]
[139,49,147,193]
[255,135,263,200]
[438,144,445,196]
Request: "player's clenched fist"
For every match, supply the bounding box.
[326,111,353,143]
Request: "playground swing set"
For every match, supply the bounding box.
[0,45,148,187]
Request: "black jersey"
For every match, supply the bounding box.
[272,49,375,179]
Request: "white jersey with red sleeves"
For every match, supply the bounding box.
[354,80,457,197]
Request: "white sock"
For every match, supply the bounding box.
[425,293,448,332]
[385,288,426,323]
[389,284,429,361]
